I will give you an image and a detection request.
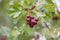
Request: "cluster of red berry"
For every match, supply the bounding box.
[26,14,39,28]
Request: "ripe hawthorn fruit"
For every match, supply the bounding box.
[26,18,31,22]
[32,20,37,25]
[30,16,34,19]
[29,23,34,28]
[34,18,39,22]
[26,14,31,18]
[26,14,39,28]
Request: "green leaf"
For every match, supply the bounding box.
[11,30,20,37]
[13,12,21,18]
[45,0,53,3]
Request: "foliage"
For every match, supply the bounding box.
[0,0,60,40]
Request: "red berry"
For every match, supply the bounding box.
[28,22,34,28]
[27,21,31,24]
[26,18,31,21]
[26,14,31,18]
[32,21,37,25]
[26,18,31,24]
[34,18,39,22]
[31,16,34,19]
[29,23,34,28]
